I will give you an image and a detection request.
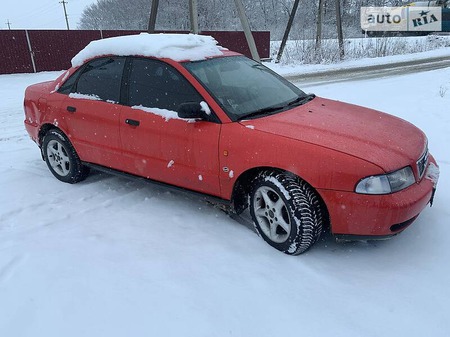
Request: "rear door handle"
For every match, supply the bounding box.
[67,106,76,113]
[125,119,140,127]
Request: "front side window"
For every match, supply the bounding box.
[128,58,203,112]
[75,57,125,103]
[183,56,307,121]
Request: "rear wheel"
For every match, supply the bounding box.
[250,171,324,255]
[42,129,89,184]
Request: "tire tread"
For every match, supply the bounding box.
[250,170,324,255]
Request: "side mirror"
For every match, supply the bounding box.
[177,102,204,119]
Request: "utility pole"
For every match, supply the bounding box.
[6,19,12,30]
[60,0,70,30]
[148,0,160,33]
[233,0,260,62]
[276,0,300,63]
[189,0,199,34]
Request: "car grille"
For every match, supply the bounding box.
[416,147,429,180]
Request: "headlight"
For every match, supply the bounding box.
[355,166,415,194]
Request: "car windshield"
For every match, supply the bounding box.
[183,56,309,121]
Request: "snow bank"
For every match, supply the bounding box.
[71,33,225,67]
[268,40,450,77]
[270,35,450,67]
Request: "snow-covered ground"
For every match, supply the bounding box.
[268,45,450,78]
[1,63,449,336]
[270,35,450,65]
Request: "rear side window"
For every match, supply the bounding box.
[74,57,125,103]
[128,58,202,111]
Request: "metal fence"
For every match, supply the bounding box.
[0,30,270,75]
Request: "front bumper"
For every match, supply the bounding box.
[319,157,438,237]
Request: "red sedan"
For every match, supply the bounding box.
[24,34,439,255]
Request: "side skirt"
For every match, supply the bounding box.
[83,162,232,210]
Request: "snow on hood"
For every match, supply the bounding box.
[71,33,226,67]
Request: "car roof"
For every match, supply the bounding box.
[71,33,230,68]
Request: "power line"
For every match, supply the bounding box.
[19,3,65,29]
[5,1,68,30]
[19,3,60,21]
[6,19,12,30]
[60,0,70,30]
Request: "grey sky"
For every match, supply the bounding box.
[2,0,96,30]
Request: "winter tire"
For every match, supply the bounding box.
[42,129,89,184]
[250,171,324,255]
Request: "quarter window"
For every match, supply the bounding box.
[58,70,80,94]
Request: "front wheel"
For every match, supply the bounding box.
[250,171,324,255]
[42,129,89,184]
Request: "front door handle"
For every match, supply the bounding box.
[67,106,76,113]
[125,119,140,127]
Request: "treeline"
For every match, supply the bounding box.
[78,0,410,39]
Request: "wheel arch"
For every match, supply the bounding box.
[231,166,330,229]
[38,124,75,161]
[38,123,60,146]
[231,166,282,213]
[40,126,89,183]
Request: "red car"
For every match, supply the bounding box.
[24,34,439,255]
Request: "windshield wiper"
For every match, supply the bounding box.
[237,94,316,121]
[237,104,287,121]
[287,94,316,107]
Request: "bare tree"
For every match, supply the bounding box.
[316,0,324,50]
[78,0,404,39]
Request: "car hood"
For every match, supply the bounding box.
[240,97,426,172]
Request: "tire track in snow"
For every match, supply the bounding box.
[287,55,450,86]
[0,255,27,284]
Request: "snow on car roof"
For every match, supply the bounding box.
[71,33,226,67]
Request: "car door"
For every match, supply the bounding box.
[119,57,222,196]
[59,57,125,167]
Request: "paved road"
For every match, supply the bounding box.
[286,55,450,86]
